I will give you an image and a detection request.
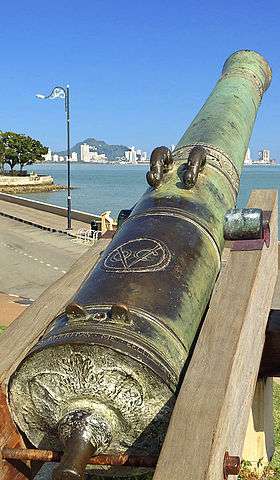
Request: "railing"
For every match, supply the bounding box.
[74,229,102,244]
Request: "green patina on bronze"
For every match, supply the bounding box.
[177,50,271,174]
[9,51,271,480]
[224,208,263,240]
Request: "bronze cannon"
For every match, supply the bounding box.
[8,50,272,480]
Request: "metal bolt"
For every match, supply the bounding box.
[263,221,270,248]
[223,451,240,478]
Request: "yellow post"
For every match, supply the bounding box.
[100,211,115,233]
[243,378,274,471]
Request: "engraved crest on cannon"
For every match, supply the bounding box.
[103,238,172,272]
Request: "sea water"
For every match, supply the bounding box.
[21,163,280,223]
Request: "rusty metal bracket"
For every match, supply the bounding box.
[223,451,241,479]
[1,447,157,469]
[230,210,271,251]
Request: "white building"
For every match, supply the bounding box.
[141,151,147,162]
[124,147,147,163]
[90,151,107,163]
[43,148,52,162]
[70,152,78,162]
[81,143,91,162]
[244,148,252,165]
[80,143,107,163]
[124,147,137,164]
[137,150,147,162]
[259,149,271,163]
[52,154,59,162]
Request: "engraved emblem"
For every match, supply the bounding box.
[103,238,171,272]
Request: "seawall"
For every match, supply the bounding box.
[0,174,53,186]
[0,193,116,236]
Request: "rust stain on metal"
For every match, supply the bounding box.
[1,447,157,468]
[223,451,241,479]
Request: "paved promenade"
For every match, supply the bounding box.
[0,292,31,328]
[0,215,89,302]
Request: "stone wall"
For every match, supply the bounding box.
[0,174,53,186]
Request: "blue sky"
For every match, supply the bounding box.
[1,0,279,159]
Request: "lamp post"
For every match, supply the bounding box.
[36,85,72,230]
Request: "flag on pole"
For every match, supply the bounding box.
[36,87,65,100]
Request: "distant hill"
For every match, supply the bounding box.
[56,137,129,161]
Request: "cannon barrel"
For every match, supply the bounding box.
[9,50,271,479]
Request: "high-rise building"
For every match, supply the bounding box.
[244,148,252,165]
[80,143,108,163]
[81,143,91,162]
[43,148,52,162]
[259,149,270,163]
[124,147,147,163]
[124,146,137,163]
[90,151,107,163]
[71,152,78,162]
[141,151,147,162]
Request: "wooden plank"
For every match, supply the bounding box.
[243,378,274,468]
[0,237,111,384]
[153,190,278,480]
[220,236,274,469]
[0,387,30,480]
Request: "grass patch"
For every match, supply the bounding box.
[0,325,5,334]
[271,381,280,476]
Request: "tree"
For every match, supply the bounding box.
[0,131,48,174]
[18,136,48,173]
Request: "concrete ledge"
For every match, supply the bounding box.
[0,174,53,186]
[0,194,116,239]
[0,210,80,238]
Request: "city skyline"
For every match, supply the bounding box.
[43,143,150,164]
[244,148,277,165]
[44,143,278,164]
